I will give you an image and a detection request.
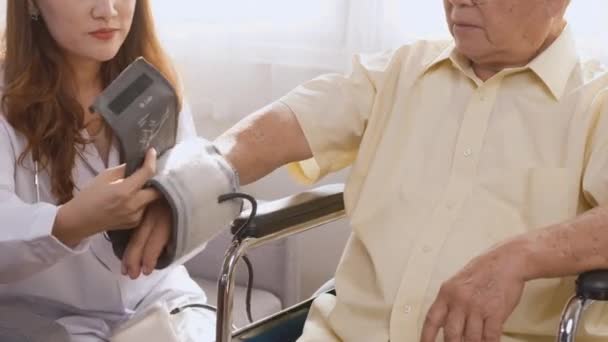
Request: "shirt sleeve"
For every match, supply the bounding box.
[176,100,198,142]
[582,90,608,206]
[279,51,395,184]
[0,116,89,284]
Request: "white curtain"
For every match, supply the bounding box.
[0,1,605,126]
[153,0,608,65]
[0,2,605,113]
[149,0,608,132]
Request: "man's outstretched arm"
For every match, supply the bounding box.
[214,101,313,186]
[121,101,313,277]
[519,206,608,279]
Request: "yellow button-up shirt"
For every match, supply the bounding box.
[281,27,608,341]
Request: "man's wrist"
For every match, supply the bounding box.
[497,235,539,281]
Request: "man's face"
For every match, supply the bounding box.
[444,0,564,66]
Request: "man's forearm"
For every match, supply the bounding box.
[513,206,608,280]
[214,102,313,185]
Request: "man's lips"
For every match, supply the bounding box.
[452,21,483,34]
[452,21,481,29]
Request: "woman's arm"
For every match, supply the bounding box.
[0,117,80,282]
[0,117,160,283]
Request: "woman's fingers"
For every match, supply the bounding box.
[122,209,155,279]
[122,148,157,192]
[121,201,173,278]
[132,188,161,209]
[141,220,171,275]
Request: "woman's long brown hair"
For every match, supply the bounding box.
[1,0,182,204]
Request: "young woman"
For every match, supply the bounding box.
[0,1,213,340]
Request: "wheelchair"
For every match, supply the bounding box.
[216,183,608,342]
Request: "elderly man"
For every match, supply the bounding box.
[127,0,608,340]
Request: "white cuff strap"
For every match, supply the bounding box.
[148,137,242,268]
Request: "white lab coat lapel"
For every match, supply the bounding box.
[73,130,120,186]
[77,134,165,309]
[75,133,125,272]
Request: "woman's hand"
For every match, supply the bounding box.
[53,149,160,246]
[121,199,173,279]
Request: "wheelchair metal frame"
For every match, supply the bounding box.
[558,296,591,342]
[557,270,608,341]
[215,192,346,342]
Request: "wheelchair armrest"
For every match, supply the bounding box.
[230,184,345,239]
[576,270,608,301]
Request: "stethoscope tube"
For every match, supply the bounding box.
[34,161,40,203]
[33,149,99,203]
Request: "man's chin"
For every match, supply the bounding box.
[454,40,490,63]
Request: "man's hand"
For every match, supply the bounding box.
[420,242,528,342]
[121,198,173,279]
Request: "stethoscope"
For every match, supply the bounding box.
[33,150,114,247]
[34,161,41,203]
[33,149,99,203]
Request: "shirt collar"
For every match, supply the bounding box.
[423,26,579,100]
[527,26,578,100]
[424,42,473,79]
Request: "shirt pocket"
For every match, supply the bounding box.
[478,167,581,230]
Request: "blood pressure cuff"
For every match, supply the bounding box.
[91,57,179,177]
[93,58,242,268]
[146,137,242,268]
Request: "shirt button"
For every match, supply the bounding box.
[463,148,472,157]
[422,246,432,253]
[404,305,412,315]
